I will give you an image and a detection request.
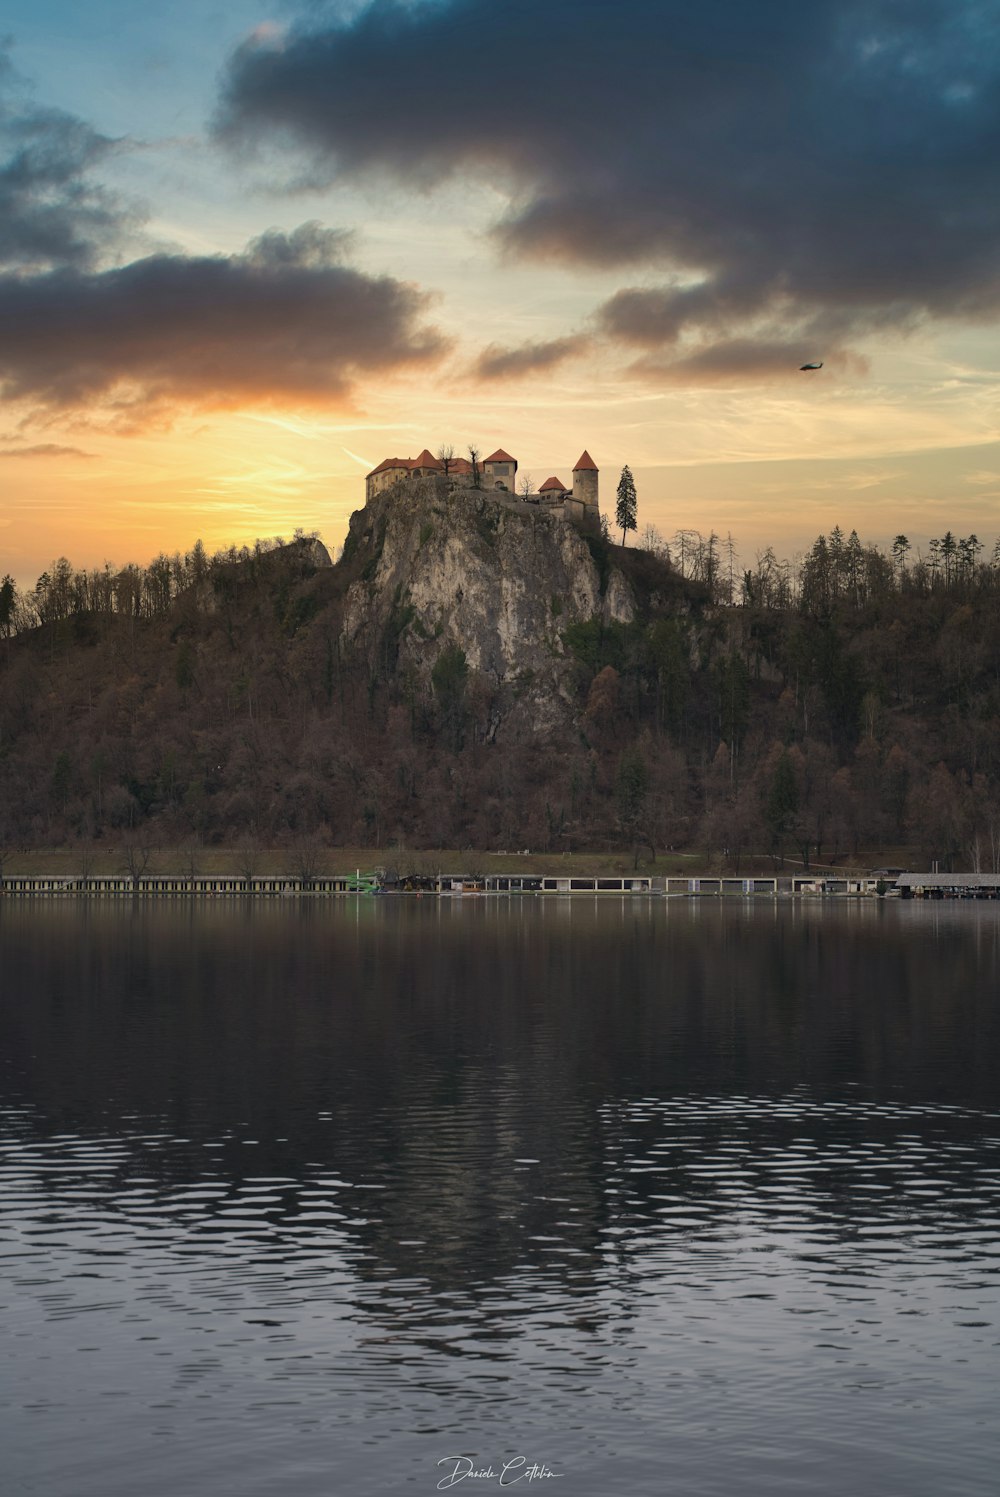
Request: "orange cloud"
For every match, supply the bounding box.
[0,224,448,423]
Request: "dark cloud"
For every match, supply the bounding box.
[474,334,589,381]
[0,443,94,458]
[598,286,881,378]
[632,340,870,385]
[217,0,1000,369]
[0,224,447,415]
[0,51,138,271]
[599,281,768,349]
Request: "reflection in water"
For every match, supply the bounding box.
[1,900,998,1496]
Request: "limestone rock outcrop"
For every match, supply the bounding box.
[342,480,636,740]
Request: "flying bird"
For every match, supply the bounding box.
[799,361,823,371]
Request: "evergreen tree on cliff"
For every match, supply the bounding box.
[0,575,15,638]
[616,466,637,546]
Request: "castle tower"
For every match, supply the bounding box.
[572,451,599,517]
[483,448,518,490]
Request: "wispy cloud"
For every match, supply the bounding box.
[341,445,374,469]
[473,334,590,382]
[963,469,1000,486]
[0,442,94,458]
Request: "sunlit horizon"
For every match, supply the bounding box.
[3,1,999,590]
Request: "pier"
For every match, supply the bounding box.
[0,872,655,898]
[0,870,963,898]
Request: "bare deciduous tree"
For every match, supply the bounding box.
[286,833,325,889]
[180,843,201,888]
[122,839,153,891]
[639,523,670,560]
[237,840,262,889]
[77,844,95,890]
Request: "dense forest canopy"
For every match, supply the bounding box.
[2,518,1000,871]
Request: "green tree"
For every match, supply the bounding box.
[0,575,15,637]
[544,802,567,853]
[891,534,910,583]
[175,640,196,691]
[647,618,689,734]
[616,746,649,866]
[713,651,751,758]
[800,535,832,614]
[615,465,637,546]
[958,534,981,582]
[766,750,799,866]
[51,752,72,813]
[940,531,958,587]
[845,529,864,605]
[828,526,846,598]
[432,645,469,750]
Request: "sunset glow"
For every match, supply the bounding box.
[3,1,999,585]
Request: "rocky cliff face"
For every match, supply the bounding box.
[342,480,637,739]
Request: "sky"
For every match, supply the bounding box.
[2,0,1000,586]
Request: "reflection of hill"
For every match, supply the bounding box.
[1,900,998,1298]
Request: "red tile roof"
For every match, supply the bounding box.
[370,445,567,480]
[539,475,567,491]
[573,450,598,471]
[367,456,411,477]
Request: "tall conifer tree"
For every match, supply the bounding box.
[616,465,637,546]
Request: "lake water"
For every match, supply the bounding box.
[1,898,999,1497]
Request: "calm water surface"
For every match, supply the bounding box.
[1,899,998,1496]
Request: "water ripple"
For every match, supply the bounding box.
[2,901,999,1496]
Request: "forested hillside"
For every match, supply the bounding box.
[2,511,999,870]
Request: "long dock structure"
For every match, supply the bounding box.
[3,870,996,898]
[0,872,656,898]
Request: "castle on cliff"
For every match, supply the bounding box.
[365,446,600,529]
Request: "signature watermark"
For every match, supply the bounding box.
[437,1456,564,1489]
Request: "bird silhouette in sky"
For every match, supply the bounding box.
[799,361,823,370]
